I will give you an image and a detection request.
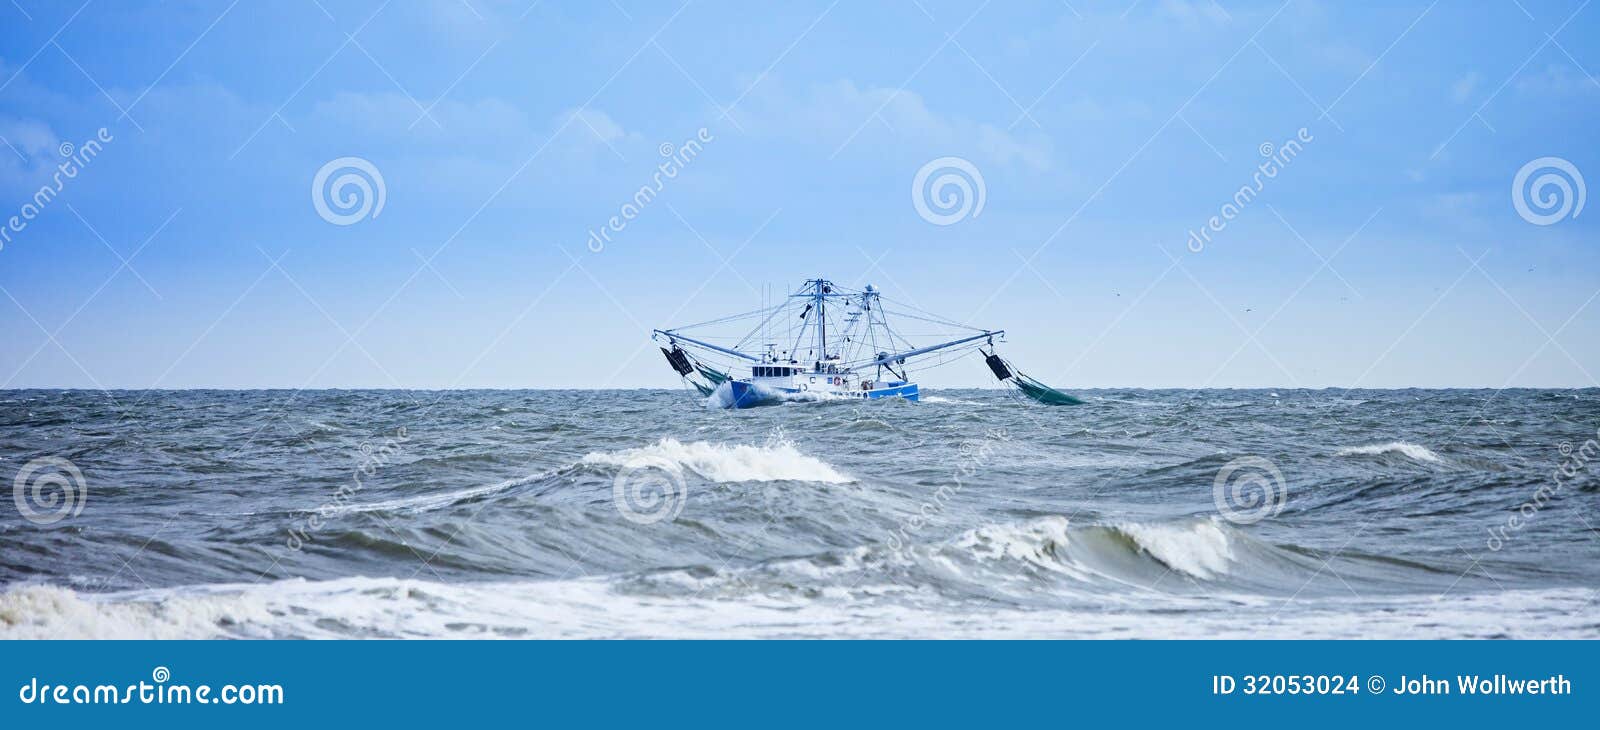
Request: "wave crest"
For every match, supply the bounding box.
[1115,520,1237,579]
[1336,441,1442,463]
[581,438,853,484]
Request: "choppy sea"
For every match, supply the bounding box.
[2,388,1596,639]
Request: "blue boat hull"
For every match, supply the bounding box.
[712,380,919,409]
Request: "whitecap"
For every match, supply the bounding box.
[1117,519,1236,579]
[921,395,981,405]
[1335,441,1442,463]
[580,438,853,484]
[7,578,1595,639]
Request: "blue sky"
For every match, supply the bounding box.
[0,0,1596,389]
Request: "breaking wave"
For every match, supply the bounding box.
[1115,520,1237,579]
[921,395,981,405]
[8,388,1593,640]
[6,575,1589,640]
[580,438,853,484]
[1336,441,1442,463]
[7,512,1576,640]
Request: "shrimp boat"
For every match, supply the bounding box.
[654,278,1082,409]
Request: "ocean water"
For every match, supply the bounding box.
[1,388,1596,639]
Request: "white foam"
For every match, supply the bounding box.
[1119,519,1236,579]
[0,583,276,640]
[775,389,853,404]
[704,380,775,409]
[953,516,1072,562]
[1336,441,1442,463]
[8,577,1591,640]
[581,438,853,484]
[705,381,888,408]
[921,395,980,405]
[940,517,1103,586]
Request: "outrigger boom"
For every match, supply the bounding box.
[652,330,763,362]
[654,278,1078,409]
[867,330,1004,368]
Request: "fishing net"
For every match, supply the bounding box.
[695,364,730,385]
[983,350,1082,405]
[1012,372,1083,405]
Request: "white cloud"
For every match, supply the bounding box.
[554,107,630,145]
[732,78,1053,171]
[306,93,642,157]
[1516,64,1600,97]
[309,91,535,145]
[0,116,65,191]
[1451,72,1480,104]
[1154,0,1231,27]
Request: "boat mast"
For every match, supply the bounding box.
[816,279,827,365]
